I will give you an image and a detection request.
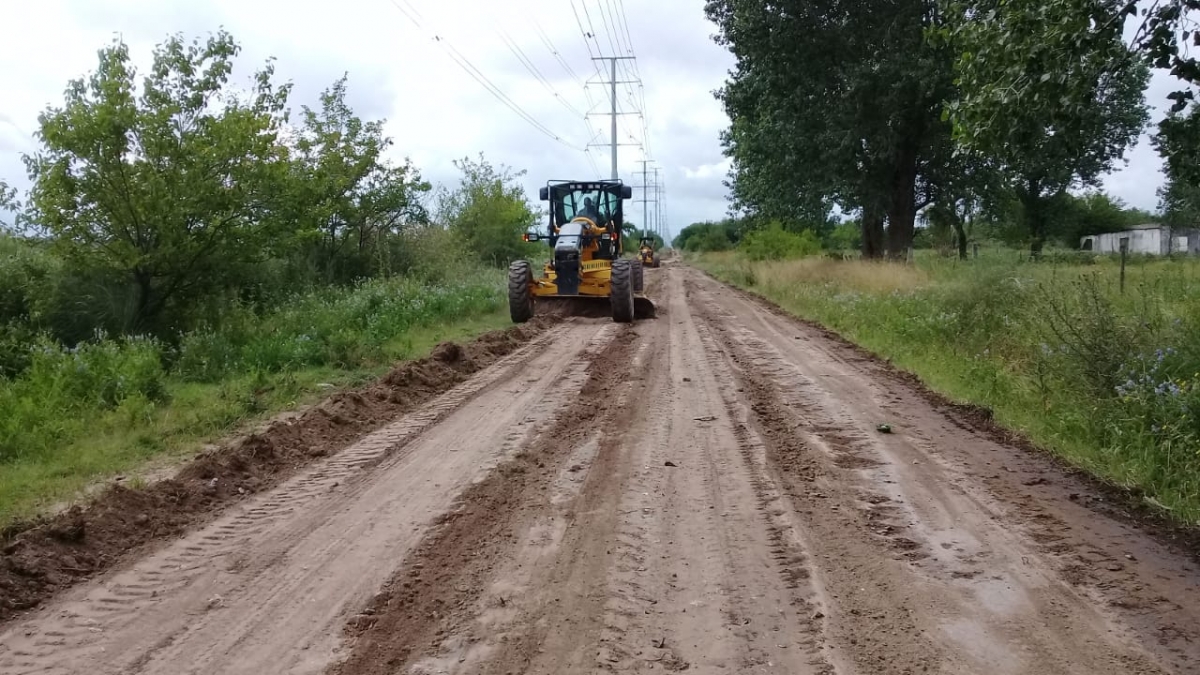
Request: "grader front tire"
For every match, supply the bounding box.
[611,259,635,323]
[508,260,534,323]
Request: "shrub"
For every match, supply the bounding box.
[0,333,168,462]
[739,223,822,261]
[173,274,503,382]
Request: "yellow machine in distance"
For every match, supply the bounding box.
[638,236,661,268]
[508,179,655,323]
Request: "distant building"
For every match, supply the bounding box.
[1080,224,1200,255]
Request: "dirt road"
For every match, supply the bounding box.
[3,264,1200,674]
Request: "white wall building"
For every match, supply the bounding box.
[1080,224,1200,255]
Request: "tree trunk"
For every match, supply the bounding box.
[861,203,885,259]
[885,143,919,260]
[132,267,156,333]
[953,216,968,260]
[1020,178,1045,259]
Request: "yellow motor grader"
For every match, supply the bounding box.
[638,236,661,268]
[508,179,655,323]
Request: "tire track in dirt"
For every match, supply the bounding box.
[687,268,1186,674]
[338,268,852,675]
[687,313,847,674]
[475,268,844,674]
[569,269,840,674]
[324,321,640,675]
[0,319,613,675]
[396,333,655,675]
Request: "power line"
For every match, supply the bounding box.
[524,16,606,177]
[381,0,586,152]
[495,27,587,119]
[614,0,637,59]
[579,0,607,58]
[533,20,585,87]
[594,0,624,62]
[388,0,424,30]
[443,40,585,150]
[572,0,608,82]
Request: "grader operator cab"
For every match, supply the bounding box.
[508,179,656,323]
[638,236,661,268]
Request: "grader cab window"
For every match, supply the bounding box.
[561,188,616,225]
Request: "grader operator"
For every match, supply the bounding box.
[508,179,655,323]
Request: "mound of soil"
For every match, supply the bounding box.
[0,317,555,624]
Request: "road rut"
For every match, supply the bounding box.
[3,263,1199,675]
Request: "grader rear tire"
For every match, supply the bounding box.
[508,260,534,323]
[611,259,635,323]
[632,259,644,293]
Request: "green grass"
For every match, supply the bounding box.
[695,248,1200,523]
[0,274,512,527]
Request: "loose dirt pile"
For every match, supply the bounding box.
[0,317,554,624]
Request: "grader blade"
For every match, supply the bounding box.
[527,294,656,320]
[634,296,657,319]
[532,296,612,319]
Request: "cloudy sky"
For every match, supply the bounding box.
[0,0,1180,242]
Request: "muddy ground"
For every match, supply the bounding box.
[2,264,1200,674]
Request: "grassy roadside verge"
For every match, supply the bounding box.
[693,250,1200,524]
[0,274,511,528]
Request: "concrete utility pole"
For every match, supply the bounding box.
[633,160,657,234]
[640,160,651,230]
[652,167,661,238]
[610,57,618,180]
[588,56,638,180]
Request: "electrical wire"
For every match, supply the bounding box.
[594,0,623,63]
[533,20,586,87]
[381,0,586,152]
[579,0,607,59]
[496,27,587,119]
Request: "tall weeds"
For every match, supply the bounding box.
[0,274,503,466]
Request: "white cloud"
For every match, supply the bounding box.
[0,0,1179,241]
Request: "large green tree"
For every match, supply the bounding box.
[18,31,292,332]
[1002,1,1200,193]
[283,75,431,284]
[940,0,1151,256]
[705,0,960,259]
[435,154,539,266]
